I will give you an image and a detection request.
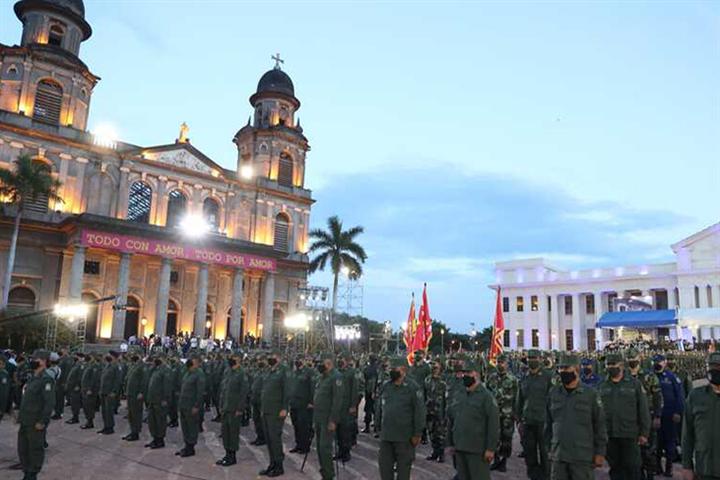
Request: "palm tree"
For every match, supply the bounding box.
[308,215,367,348]
[0,154,62,310]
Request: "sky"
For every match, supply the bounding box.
[1,1,718,332]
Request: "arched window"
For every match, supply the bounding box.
[8,286,36,311]
[202,198,220,231]
[277,153,294,187]
[272,308,285,346]
[23,159,52,214]
[273,213,290,252]
[127,181,152,223]
[33,80,63,125]
[48,24,65,47]
[166,189,187,228]
[123,295,140,340]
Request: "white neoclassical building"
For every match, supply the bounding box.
[490,222,720,351]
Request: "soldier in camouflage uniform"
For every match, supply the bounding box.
[424,358,447,462]
[627,348,662,480]
[486,353,518,472]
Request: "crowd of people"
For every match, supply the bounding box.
[0,342,718,480]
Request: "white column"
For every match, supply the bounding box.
[711,285,720,309]
[229,268,245,340]
[523,294,531,350]
[154,258,172,336]
[594,292,604,350]
[678,286,695,309]
[667,287,677,310]
[194,264,209,336]
[111,253,131,340]
[261,272,275,342]
[550,295,560,350]
[699,286,710,308]
[571,293,582,351]
[68,245,86,302]
[538,294,549,349]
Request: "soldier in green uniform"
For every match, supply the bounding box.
[627,348,662,480]
[122,354,147,441]
[486,353,518,472]
[336,353,358,462]
[516,348,553,480]
[145,356,173,449]
[545,353,607,480]
[64,353,84,424]
[289,355,315,455]
[362,354,379,433]
[177,354,206,457]
[80,354,101,429]
[17,349,54,480]
[250,354,268,445]
[0,353,10,423]
[259,349,289,477]
[681,351,720,480]
[98,351,122,434]
[53,348,74,419]
[424,358,447,462]
[216,352,249,466]
[599,352,650,480]
[167,355,182,428]
[448,360,499,480]
[313,353,344,480]
[376,356,426,480]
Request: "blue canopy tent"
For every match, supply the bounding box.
[596,309,677,329]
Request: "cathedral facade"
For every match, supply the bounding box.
[0,0,313,343]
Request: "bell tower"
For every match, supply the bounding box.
[0,0,99,130]
[233,55,309,189]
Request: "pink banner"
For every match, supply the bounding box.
[80,229,276,272]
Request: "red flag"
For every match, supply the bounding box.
[489,287,505,363]
[404,294,417,363]
[416,284,432,352]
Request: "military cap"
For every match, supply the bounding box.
[527,349,541,358]
[320,353,335,362]
[463,360,480,372]
[557,353,580,368]
[497,354,508,362]
[390,356,409,368]
[580,358,593,366]
[32,349,51,361]
[707,352,720,366]
[625,348,639,359]
[269,348,282,356]
[605,353,623,364]
[652,354,665,362]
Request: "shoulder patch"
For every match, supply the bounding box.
[336,379,342,387]
[45,383,52,391]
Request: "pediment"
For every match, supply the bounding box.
[138,144,224,177]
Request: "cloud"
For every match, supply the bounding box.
[309,164,695,330]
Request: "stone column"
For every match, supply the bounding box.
[667,287,677,310]
[678,286,695,309]
[68,245,86,302]
[261,272,275,342]
[74,157,88,213]
[571,293,581,351]
[523,294,531,350]
[194,264,209,336]
[594,292,604,350]
[550,295,560,350]
[698,286,710,308]
[229,268,245,340]
[116,166,130,220]
[111,253,132,340]
[538,294,549,349]
[154,258,172,336]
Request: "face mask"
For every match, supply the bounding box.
[607,367,621,378]
[268,358,278,367]
[497,365,507,373]
[528,360,540,370]
[708,370,720,386]
[628,360,640,369]
[295,361,303,369]
[153,359,162,367]
[389,370,402,382]
[186,361,193,369]
[317,364,327,374]
[667,363,676,371]
[338,361,346,369]
[560,371,577,386]
[105,356,113,363]
[228,359,237,367]
[462,375,475,387]
[29,360,40,370]
[654,363,663,372]
[582,367,592,376]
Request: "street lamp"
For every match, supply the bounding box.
[140,316,147,336]
[180,214,210,238]
[440,328,445,353]
[205,320,212,338]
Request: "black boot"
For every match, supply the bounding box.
[490,456,504,471]
[267,462,284,477]
[426,450,438,461]
[80,422,94,429]
[663,459,672,478]
[217,451,236,466]
[437,452,445,463]
[362,423,371,433]
[259,463,274,476]
[179,444,195,457]
[150,438,165,449]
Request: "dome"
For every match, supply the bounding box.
[256,68,295,98]
[15,0,85,18]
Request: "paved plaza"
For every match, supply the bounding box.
[0,400,685,480]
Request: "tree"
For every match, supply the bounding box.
[308,215,367,349]
[0,155,62,310]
